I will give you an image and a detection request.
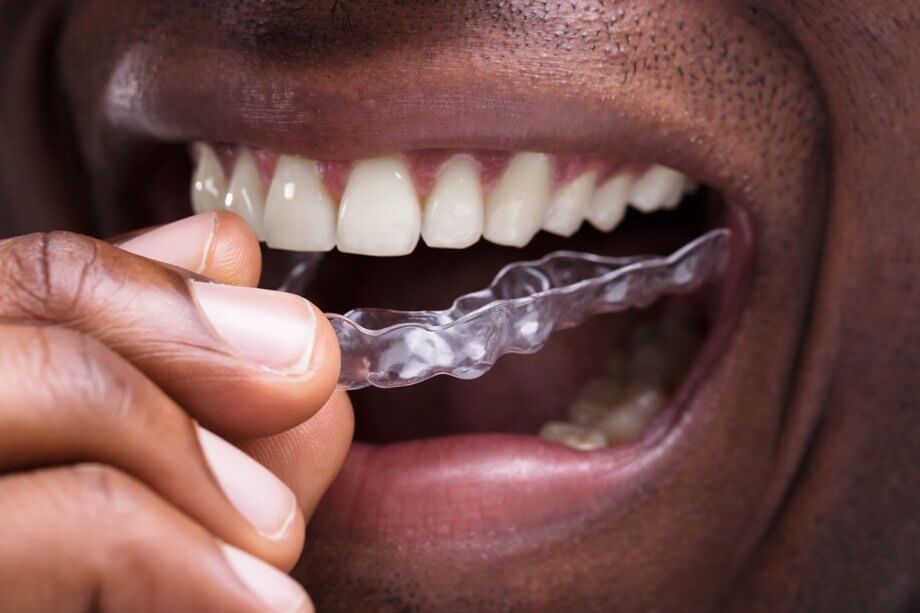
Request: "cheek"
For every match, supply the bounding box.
[240,391,355,519]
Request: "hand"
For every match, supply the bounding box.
[0,212,349,612]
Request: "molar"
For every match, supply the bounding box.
[191,143,227,214]
[263,156,337,251]
[567,379,627,427]
[422,156,484,249]
[483,153,552,247]
[224,148,267,240]
[592,381,667,444]
[543,171,597,237]
[586,173,632,232]
[629,165,686,213]
[567,378,666,445]
[337,156,422,256]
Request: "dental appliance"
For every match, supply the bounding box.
[303,229,730,390]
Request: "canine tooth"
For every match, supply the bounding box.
[263,156,337,251]
[586,174,632,231]
[191,143,227,214]
[225,148,267,240]
[629,165,686,213]
[483,153,551,247]
[337,156,421,256]
[422,156,484,249]
[543,172,597,237]
[539,422,608,451]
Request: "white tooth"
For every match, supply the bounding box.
[629,165,686,213]
[263,156,337,251]
[422,156,484,249]
[539,422,608,451]
[594,409,653,445]
[191,143,227,214]
[542,172,597,237]
[224,148,267,240]
[567,379,625,427]
[337,156,421,256]
[585,173,632,232]
[593,381,667,445]
[483,153,551,247]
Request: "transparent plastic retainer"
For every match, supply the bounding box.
[323,229,731,390]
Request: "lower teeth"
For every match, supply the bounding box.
[539,315,702,451]
[537,422,609,451]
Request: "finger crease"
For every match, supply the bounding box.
[197,212,218,275]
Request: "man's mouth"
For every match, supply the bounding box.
[54,0,829,604]
[185,141,753,535]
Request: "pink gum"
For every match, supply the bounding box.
[211,145,649,201]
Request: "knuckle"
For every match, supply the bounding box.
[7,326,138,424]
[67,463,145,523]
[0,232,104,323]
[64,465,164,570]
[64,463,187,588]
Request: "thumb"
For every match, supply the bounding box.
[116,211,262,287]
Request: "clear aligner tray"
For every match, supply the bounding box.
[329,229,731,390]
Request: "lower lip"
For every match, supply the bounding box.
[309,204,755,545]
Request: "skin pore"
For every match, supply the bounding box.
[0,1,917,611]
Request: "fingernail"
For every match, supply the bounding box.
[119,213,217,274]
[222,543,313,613]
[198,427,298,541]
[192,282,317,374]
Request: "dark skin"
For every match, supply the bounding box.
[0,1,917,611]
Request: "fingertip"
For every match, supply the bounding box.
[187,284,341,438]
[207,211,262,287]
[221,543,312,613]
[242,391,355,521]
[117,212,262,286]
[300,302,342,415]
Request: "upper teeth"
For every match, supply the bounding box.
[191,144,697,256]
[224,148,268,240]
[586,174,632,232]
[263,155,338,252]
[483,152,552,248]
[543,171,597,238]
[336,157,422,256]
[422,155,484,249]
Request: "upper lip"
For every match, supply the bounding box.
[107,42,768,216]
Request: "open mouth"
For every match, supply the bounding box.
[184,142,754,536]
[52,0,829,604]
